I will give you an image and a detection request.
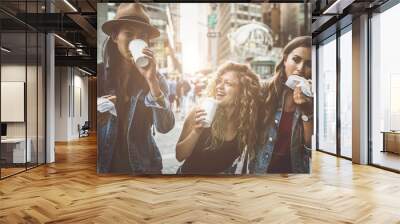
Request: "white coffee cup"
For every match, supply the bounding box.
[200,97,219,128]
[128,39,149,67]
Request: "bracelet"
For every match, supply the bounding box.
[152,92,164,102]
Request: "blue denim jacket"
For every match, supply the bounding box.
[251,90,311,173]
[97,73,175,174]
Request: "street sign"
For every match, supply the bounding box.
[207,32,220,38]
[208,13,217,29]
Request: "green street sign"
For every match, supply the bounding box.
[208,13,217,29]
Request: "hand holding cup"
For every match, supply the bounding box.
[129,39,149,68]
[191,98,218,134]
[138,48,157,81]
[193,108,208,133]
[129,40,158,83]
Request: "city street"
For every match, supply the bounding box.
[155,110,190,174]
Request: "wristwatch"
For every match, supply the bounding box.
[301,113,313,122]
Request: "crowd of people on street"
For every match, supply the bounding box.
[166,75,207,120]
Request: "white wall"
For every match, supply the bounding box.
[55,67,69,141]
[72,73,89,138]
[1,63,46,164]
[1,65,26,141]
[55,67,89,141]
[1,65,32,138]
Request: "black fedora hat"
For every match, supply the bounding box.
[102,3,160,39]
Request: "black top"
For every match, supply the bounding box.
[180,128,241,174]
[109,93,153,173]
[267,111,294,173]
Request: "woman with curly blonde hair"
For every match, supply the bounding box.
[175,62,261,174]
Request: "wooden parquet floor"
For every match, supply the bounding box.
[1,135,400,224]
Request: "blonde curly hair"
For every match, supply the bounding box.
[207,61,261,158]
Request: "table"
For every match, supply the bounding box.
[381,131,400,154]
[1,138,31,163]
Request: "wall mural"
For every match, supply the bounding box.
[97,3,312,175]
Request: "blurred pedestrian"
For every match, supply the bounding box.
[168,77,177,112]
[175,77,182,113]
[178,78,192,119]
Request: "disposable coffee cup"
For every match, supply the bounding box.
[200,97,219,128]
[128,39,149,67]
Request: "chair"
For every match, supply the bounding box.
[79,121,90,138]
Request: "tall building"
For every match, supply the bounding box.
[207,3,218,70]
[97,4,108,63]
[166,3,182,76]
[262,3,310,47]
[142,3,168,70]
[261,3,281,47]
[171,4,181,54]
[246,3,312,80]
[197,3,210,72]
[281,4,302,43]
[215,3,263,65]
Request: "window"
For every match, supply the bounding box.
[0,1,46,179]
[339,27,352,158]
[370,3,400,171]
[238,4,248,12]
[317,36,337,154]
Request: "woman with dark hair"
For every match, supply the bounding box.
[97,3,174,174]
[175,62,261,174]
[252,36,313,173]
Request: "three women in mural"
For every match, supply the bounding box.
[97,3,313,175]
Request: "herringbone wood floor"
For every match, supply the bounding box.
[0,135,400,224]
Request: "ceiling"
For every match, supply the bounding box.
[311,0,389,43]
[1,0,394,74]
[0,0,97,74]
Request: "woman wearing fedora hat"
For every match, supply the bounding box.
[97,3,175,174]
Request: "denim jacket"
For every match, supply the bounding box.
[251,89,311,173]
[97,72,175,174]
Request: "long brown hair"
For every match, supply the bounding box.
[101,36,148,96]
[207,61,261,157]
[259,36,311,143]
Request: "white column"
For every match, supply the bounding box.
[45,1,56,163]
[352,14,369,164]
[46,33,55,163]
